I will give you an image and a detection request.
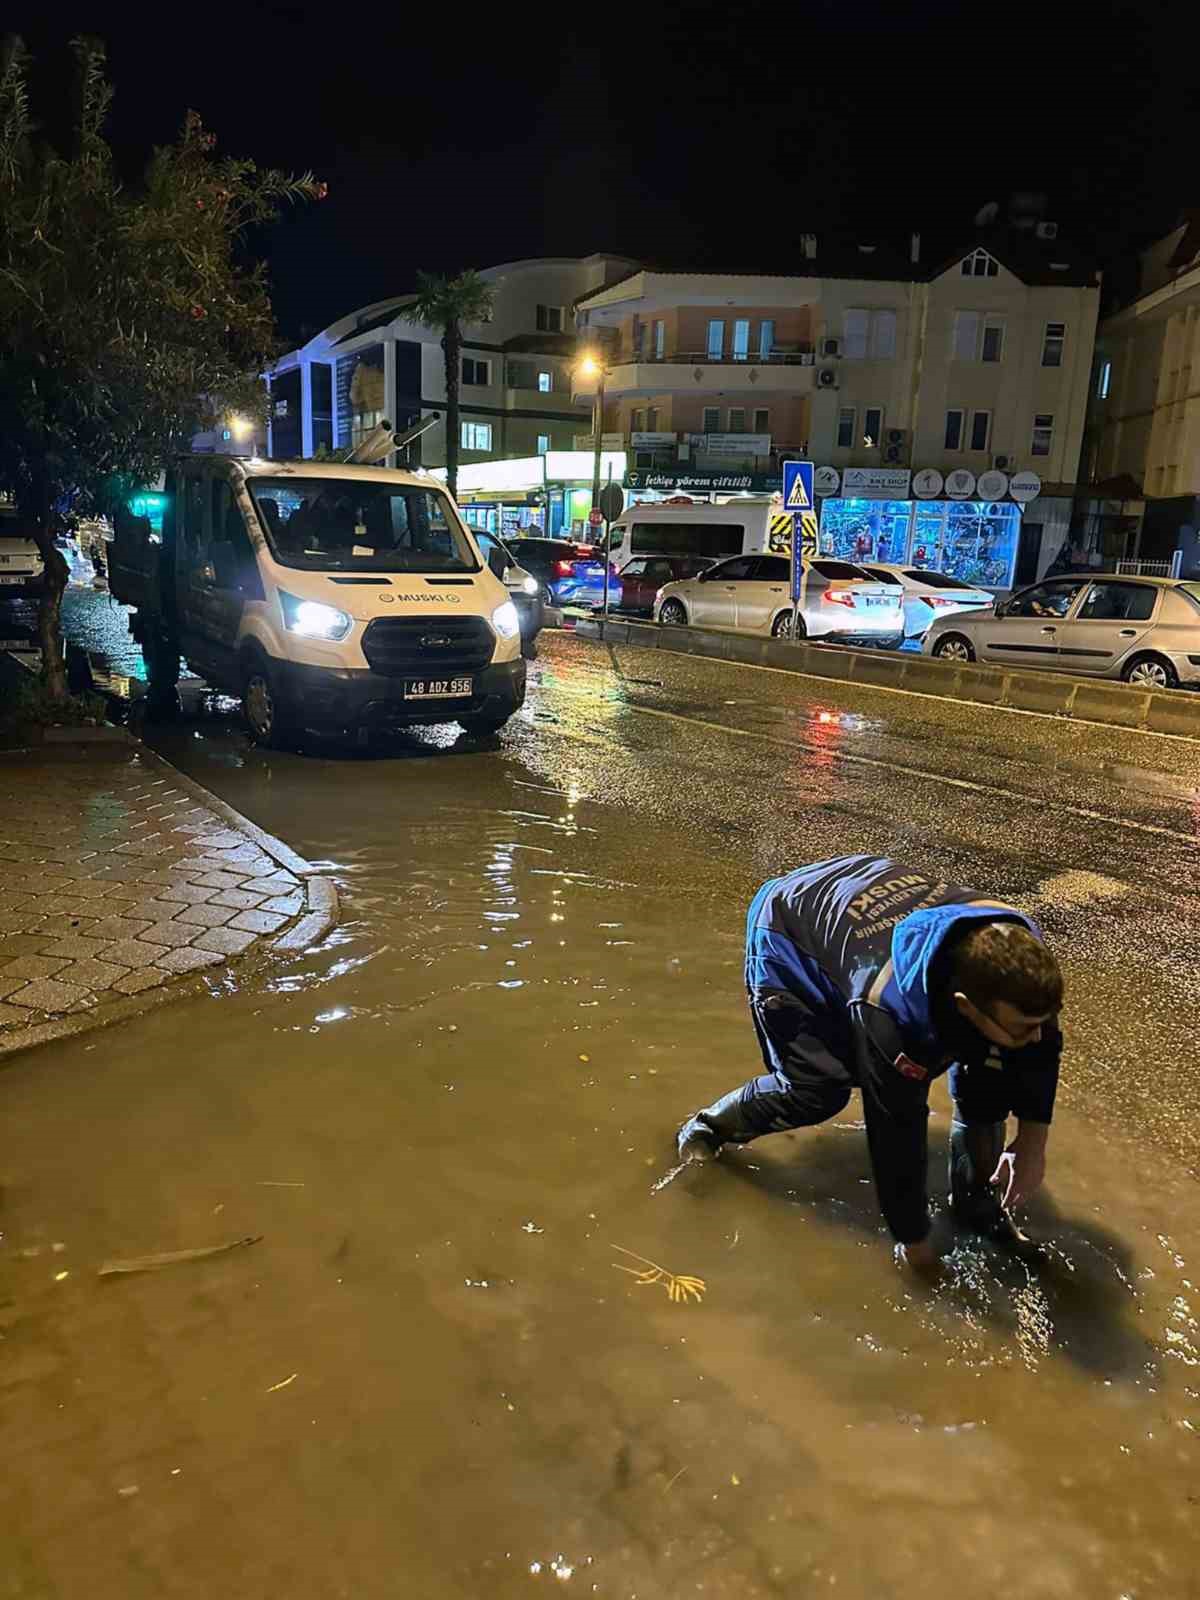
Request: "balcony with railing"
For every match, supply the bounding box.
[575,343,817,400]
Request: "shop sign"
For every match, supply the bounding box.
[631,431,677,447]
[976,468,1009,500]
[911,468,944,498]
[945,468,977,499]
[688,433,772,458]
[624,468,781,494]
[814,466,841,497]
[841,466,912,496]
[1008,470,1042,503]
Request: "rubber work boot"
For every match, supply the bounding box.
[676,1087,760,1164]
[949,1120,1035,1251]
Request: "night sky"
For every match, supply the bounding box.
[18,1,1196,345]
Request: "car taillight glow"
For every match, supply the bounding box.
[823,588,857,608]
[555,560,575,576]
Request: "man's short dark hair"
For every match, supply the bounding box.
[950,921,1063,1016]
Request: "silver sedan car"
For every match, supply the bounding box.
[923,573,1200,689]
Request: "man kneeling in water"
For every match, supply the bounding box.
[677,855,1063,1270]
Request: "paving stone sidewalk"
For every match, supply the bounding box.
[0,733,336,1057]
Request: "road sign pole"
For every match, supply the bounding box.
[783,460,814,644]
[602,463,612,618]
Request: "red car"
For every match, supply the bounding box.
[614,555,716,615]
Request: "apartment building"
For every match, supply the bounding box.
[266,254,638,469]
[1085,215,1200,575]
[576,225,1099,587]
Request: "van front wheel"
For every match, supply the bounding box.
[242,659,297,748]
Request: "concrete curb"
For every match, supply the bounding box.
[0,724,339,1065]
[575,618,1200,739]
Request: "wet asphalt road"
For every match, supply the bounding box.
[3,602,1199,1598]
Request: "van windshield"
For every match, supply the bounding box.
[248,479,478,573]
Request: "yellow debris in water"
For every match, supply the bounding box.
[611,1245,706,1305]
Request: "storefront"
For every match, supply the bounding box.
[818,497,1023,587]
[446,451,627,540]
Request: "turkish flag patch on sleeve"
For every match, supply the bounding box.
[894,1053,929,1082]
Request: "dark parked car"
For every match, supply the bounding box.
[613,554,716,615]
[474,528,544,652]
[506,537,608,607]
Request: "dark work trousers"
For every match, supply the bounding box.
[696,991,855,1143]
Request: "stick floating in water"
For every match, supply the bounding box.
[98,1236,262,1277]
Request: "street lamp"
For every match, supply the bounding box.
[228,414,255,456]
[576,352,606,511]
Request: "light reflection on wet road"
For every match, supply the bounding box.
[2,619,1198,1598]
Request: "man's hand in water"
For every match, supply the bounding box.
[991,1122,1048,1211]
[894,1236,940,1276]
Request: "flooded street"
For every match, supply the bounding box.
[3,618,1199,1598]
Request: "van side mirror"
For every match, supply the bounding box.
[487,546,506,579]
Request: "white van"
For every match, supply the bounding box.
[111,455,525,745]
[608,501,786,571]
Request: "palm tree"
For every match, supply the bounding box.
[409,269,495,502]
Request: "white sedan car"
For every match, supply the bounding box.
[858,562,995,640]
[654,554,905,647]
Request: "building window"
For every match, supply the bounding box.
[1097,358,1112,399]
[1032,413,1054,456]
[462,357,490,386]
[631,407,646,432]
[944,409,964,451]
[537,370,552,393]
[844,308,870,360]
[654,320,666,359]
[728,408,746,432]
[536,304,564,333]
[837,406,856,449]
[707,320,724,359]
[1042,322,1066,367]
[871,309,897,360]
[702,405,720,432]
[460,421,492,450]
[732,320,750,361]
[961,248,999,277]
[952,310,980,362]
[759,320,775,359]
[646,407,659,431]
[536,434,550,455]
[981,319,1005,363]
[969,410,991,452]
[753,408,770,434]
[863,407,884,448]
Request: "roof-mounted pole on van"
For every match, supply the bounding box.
[341,416,438,467]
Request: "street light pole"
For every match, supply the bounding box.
[590,367,606,510]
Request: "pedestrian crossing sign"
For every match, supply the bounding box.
[783,460,814,512]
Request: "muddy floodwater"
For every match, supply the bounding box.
[3,623,1199,1598]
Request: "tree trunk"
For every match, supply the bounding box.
[444,320,461,503]
[24,484,71,701]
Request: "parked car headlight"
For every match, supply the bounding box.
[279,592,352,641]
[521,575,538,596]
[492,600,520,639]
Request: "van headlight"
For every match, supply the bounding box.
[279,592,352,641]
[491,600,520,639]
[521,575,538,595]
